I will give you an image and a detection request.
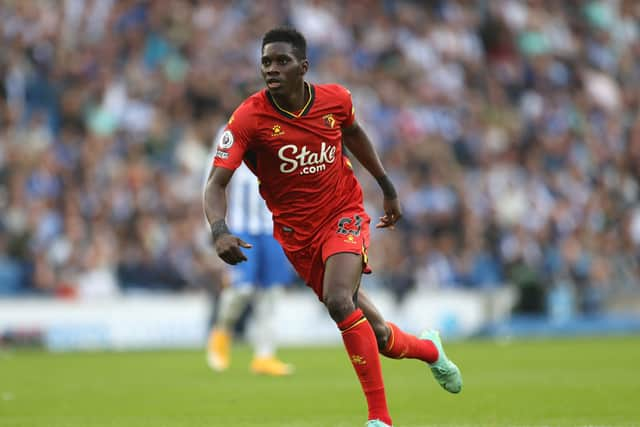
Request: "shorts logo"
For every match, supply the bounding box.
[344,234,357,244]
[219,130,234,149]
[323,114,336,128]
[272,124,285,137]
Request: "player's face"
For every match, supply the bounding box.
[261,42,308,95]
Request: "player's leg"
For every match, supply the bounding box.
[356,289,437,360]
[207,284,254,371]
[357,289,463,393]
[251,286,294,375]
[249,235,294,376]
[323,252,392,427]
[207,234,258,371]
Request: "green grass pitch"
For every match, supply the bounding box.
[1,336,639,427]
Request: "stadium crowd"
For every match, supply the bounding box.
[0,0,638,315]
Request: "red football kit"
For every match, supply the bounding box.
[213,82,371,299]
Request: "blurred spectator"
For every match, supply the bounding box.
[0,0,638,317]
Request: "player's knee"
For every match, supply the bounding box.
[323,291,356,323]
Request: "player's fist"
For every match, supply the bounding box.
[215,234,252,265]
[376,198,402,229]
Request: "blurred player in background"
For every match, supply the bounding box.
[206,128,295,377]
[204,28,462,427]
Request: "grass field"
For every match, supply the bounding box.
[1,336,639,427]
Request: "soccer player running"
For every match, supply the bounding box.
[205,138,295,376]
[204,27,462,427]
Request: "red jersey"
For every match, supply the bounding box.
[213,83,367,252]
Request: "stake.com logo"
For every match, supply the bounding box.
[278,142,336,175]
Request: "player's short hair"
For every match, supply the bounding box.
[262,27,307,60]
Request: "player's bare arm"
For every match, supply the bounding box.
[204,166,252,265]
[342,122,402,229]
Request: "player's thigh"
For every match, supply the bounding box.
[258,234,294,286]
[321,211,371,303]
[229,232,260,285]
[322,252,362,305]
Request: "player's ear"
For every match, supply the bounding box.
[300,59,309,76]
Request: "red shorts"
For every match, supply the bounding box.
[284,211,372,301]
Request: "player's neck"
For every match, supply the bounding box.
[271,81,309,114]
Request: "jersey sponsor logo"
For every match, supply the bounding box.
[272,124,285,137]
[323,113,336,128]
[219,130,234,149]
[215,149,229,159]
[278,142,336,175]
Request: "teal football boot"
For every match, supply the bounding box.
[421,330,463,393]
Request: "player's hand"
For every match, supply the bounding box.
[376,198,402,229]
[214,234,252,265]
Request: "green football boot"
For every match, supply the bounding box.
[421,330,463,393]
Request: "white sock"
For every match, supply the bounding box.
[252,286,283,358]
[216,285,254,331]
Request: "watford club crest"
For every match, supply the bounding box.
[323,114,336,128]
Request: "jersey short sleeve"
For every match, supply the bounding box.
[336,85,356,129]
[212,103,256,171]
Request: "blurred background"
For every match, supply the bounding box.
[1,0,639,350]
